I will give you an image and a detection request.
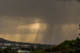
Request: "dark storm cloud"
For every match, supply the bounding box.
[0,0,80,44]
[0,0,79,23]
[0,0,67,24]
[0,0,55,17]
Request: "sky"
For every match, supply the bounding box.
[0,0,80,44]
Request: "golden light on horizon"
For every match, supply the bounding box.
[0,17,48,43]
[17,23,41,32]
[29,23,40,31]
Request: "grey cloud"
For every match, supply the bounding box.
[0,0,80,44]
[0,17,34,34]
[0,0,80,24]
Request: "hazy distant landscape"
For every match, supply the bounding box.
[0,0,80,53]
[0,37,80,53]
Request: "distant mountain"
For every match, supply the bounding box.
[0,38,10,42]
[0,38,53,50]
[0,38,31,45]
[0,38,53,46]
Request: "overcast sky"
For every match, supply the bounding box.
[0,0,80,44]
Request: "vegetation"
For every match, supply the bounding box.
[53,37,80,53]
[31,50,46,53]
[0,47,17,53]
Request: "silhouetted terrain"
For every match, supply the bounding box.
[0,38,52,46]
[1,37,80,53]
[53,37,80,53]
[0,38,53,53]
